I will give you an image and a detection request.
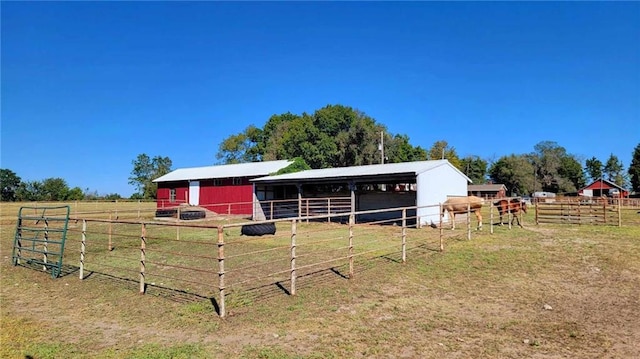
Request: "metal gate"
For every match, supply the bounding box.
[12,205,71,278]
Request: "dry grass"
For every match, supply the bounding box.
[1,201,639,358]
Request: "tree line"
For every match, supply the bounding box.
[216,104,640,196]
[2,104,639,201]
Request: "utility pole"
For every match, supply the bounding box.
[379,131,384,164]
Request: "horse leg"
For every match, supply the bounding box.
[476,210,483,230]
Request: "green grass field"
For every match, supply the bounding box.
[1,201,639,358]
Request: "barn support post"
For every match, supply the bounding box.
[80,219,86,280]
[217,226,226,318]
[401,208,407,263]
[466,203,471,240]
[439,203,444,252]
[108,212,113,251]
[348,213,354,278]
[290,219,297,296]
[139,223,146,295]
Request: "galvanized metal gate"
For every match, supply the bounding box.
[12,205,71,278]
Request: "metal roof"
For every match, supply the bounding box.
[468,184,507,192]
[153,160,293,182]
[252,160,471,184]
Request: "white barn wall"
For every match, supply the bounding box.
[416,164,469,226]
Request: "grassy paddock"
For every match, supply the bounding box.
[1,202,639,358]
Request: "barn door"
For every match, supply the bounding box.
[189,181,200,205]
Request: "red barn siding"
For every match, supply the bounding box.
[156,181,188,208]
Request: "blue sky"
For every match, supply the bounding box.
[2,2,639,197]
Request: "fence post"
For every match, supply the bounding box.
[217,226,226,318]
[177,207,181,240]
[137,199,141,219]
[291,219,297,296]
[43,219,49,272]
[328,198,331,223]
[439,203,444,252]
[270,201,274,221]
[348,214,354,278]
[306,199,309,223]
[80,219,86,280]
[603,200,607,224]
[618,198,622,227]
[401,208,407,263]
[467,203,471,240]
[108,212,113,251]
[535,202,539,225]
[139,223,146,294]
[490,202,494,234]
[508,202,512,230]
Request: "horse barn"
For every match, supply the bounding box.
[153,160,293,215]
[251,159,471,226]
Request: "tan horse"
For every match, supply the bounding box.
[442,196,484,230]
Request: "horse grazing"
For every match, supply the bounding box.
[442,196,485,230]
[493,198,527,227]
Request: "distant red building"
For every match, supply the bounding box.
[153,160,292,215]
[578,178,629,198]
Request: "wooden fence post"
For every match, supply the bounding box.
[290,219,297,296]
[401,208,407,263]
[176,207,181,240]
[80,219,86,280]
[618,198,622,227]
[348,214,354,278]
[217,226,226,318]
[139,223,146,294]
[328,198,331,223]
[270,201,274,221]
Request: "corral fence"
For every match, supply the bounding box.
[535,199,640,226]
[10,197,639,318]
[13,201,503,318]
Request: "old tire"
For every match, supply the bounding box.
[241,223,276,236]
[155,209,177,218]
[180,210,206,220]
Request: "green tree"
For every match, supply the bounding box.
[215,104,426,169]
[489,154,536,196]
[40,178,70,201]
[427,140,461,169]
[0,169,22,201]
[559,155,586,193]
[629,143,640,193]
[16,180,44,201]
[67,187,85,201]
[128,154,173,199]
[604,154,626,187]
[273,157,311,175]
[460,156,488,184]
[386,134,427,163]
[585,157,604,181]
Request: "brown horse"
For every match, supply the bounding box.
[442,196,484,230]
[493,198,527,227]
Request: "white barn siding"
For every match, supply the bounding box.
[416,164,468,226]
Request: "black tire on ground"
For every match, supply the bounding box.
[180,210,206,220]
[155,209,178,218]
[241,223,277,236]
